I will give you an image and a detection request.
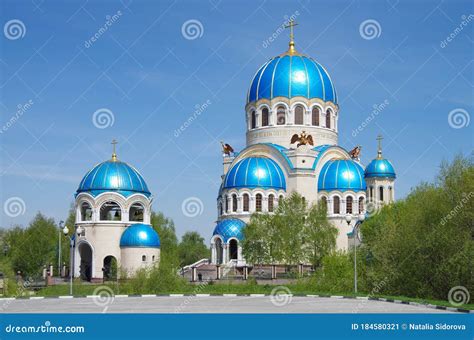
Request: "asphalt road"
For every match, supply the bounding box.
[0,296,457,314]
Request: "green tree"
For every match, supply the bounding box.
[242,192,337,267]
[178,231,209,266]
[150,211,179,268]
[360,155,473,302]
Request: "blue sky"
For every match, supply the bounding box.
[0,0,472,240]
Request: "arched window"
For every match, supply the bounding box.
[152,255,155,261]
[294,105,304,125]
[219,202,223,216]
[326,109,331,129]
[256,193,262,212]
[369,186,374,199]
[389,187,393,202]
[261,107,269,127]
[80,202,92,221]
[225,195,229,213]
[232,194,237,212]
[379,186,384,202]
[346,196,353,214]
[251,111,256,129]
[100,201,122,221]
[279,194,284,202]
[142,255,146,262]
[312,107,320,126]
[268,194,274,212]
[320,196,328,210]
[243,194,250,212]
[333,196,340,214]
[129,202,144,222]
[358,197,364,213]
[277,106,286,125]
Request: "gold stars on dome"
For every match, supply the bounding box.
[111,139,118,161]
[284,19,299,55]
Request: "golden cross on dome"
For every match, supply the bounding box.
[284,19,298,55]
[376,134,383,158]
[111,139,118,161]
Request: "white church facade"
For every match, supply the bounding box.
[210,28,396,266]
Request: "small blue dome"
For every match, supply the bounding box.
[224,157,286,190]
[365,158,396,179]
[318,159,366,192]
[120,224,160,248]
[213,219,246,242]
[247,54,337,104]
[77,160,151,197]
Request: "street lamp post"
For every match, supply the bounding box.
[63,225,84,296]
[345,213,365,294]
[58,220,64,277]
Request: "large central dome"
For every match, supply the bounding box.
[247,54,337,104]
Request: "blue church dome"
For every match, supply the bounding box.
[213,219,246,242]
[120,223,160,248]
[223,157,286,190]
[247,54,337,104]
[77,158,151,198]
[318,159,366,192]
[365,158,396,179]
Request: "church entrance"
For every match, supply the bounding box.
[229,239,238,260]
[78,242,93,281]
[215,238,223,264]
[103,256,117,280]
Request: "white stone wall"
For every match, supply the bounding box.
[120,247,160,276]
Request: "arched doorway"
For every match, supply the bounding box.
[103,256,117,280]
[78,242,93,281]
[215,238,223,264]
[229,239,238,260]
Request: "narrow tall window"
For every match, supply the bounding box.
[379,186,384,202]
[333,196,340,214]
[219,202,223,216]
[261,108,269,127]
[243,194,250,212]
[256,193,262,212]
[268,194,274,212]
[346,196,353,214]
[312,107,320,126]
[232,194,237,212]
[326,109,331,129]
[225,195,229,213]
[277,106,286,125]
[251,111,256,129]
[389,187,393,202]
[358,197,364,214]
[369,186,374,199]
[295,105,304,125]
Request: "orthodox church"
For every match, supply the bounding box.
[69,25,396,281]
[210,26,396,266]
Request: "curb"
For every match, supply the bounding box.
[0,294,471,313]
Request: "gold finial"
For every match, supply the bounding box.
[284,19,298,55]
[111,139,118,161]
[376,134,383,159]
